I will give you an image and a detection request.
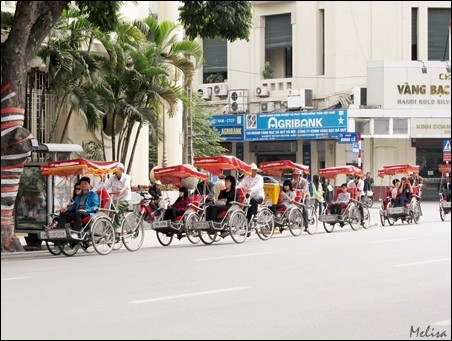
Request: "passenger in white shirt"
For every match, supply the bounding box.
[105,162,131,227]
[237,163,264,222]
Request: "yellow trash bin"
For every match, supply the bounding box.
[264,183,280,205]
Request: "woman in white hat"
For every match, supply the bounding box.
[237,163,265,222]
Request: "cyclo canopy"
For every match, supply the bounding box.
[193,155,252,176]
[41,158,122,177]
[260,160,310,177]
[153,164,208,186]
[318,165,363,179]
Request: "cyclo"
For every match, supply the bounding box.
[191,155,275,244]
[39,158,124,256]
[150,164,207,247]
[318,165,371,233]
[259,160,318,236]
[438,164,451,221]
[378,164,422,226]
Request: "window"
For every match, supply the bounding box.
[355,119,370,135]
[428,9,450,61]
[411,8,418,61]
[265,14,293,78]
[393,119,408,134]
[374,118,390,135]
[202,37,227,83]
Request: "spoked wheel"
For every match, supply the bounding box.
[361,206,371,229]
[156,231,173,246]
[379,210,386,226]
[46,241,62,255]
[91,217,115,255]
[184,213,201,244]
[367,197,374,208]
[58,241,80,257]
[199,231,216,245]
[306,206,318,235]
[287,207,303,237]
[323,221,335,233]
[439,203,445,221]
[411,201,421,224]
[112,237,123,251]
[255,208,275,241]
[229,211,248,244]
[121,212,145,252]
[348,206,361,231]
[387,216,395,225]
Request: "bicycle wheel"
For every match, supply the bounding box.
[412,201,421,224]
[440,203,445,221]
[348,206,361,231]
[184,213,201,244]
[200,230,216,245]
[91,217,115,255]
[156,231,173,246]
[58,241,80,257]
[80,241,95,253]
[367,197,374,208]
[306,205,318,235]
[380,212,386,226]
[121,212,145,252]
[46,241,61,256]
[255,208,275,241]
[361,206,371,229]
[287,207,303,237]
[229,211,248,244]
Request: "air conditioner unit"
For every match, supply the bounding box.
[287,88,313,110]
[228,89,249,113]
[256,86,269,97]
[288,88,300,96]
[196,85,212,100]
[213,83,228,97]
[260,101,275,113]
[352,86,367,106]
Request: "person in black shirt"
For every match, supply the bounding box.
[148,180,163,214]
[206,175,238,221]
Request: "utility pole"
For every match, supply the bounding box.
[183,82,194,164]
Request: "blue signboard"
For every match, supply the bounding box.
[443,139,451,153]
[245,110,347,141]
[338,132,358,144]
[207,115,244,141]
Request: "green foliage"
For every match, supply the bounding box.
[262,61,273,79]
[1,11,13,30]
[75,1,124,32]
[79,140,105,161]
[206,73,225,83]
[179,1,252,42]
[192,95,227,157]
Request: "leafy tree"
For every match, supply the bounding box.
[1,1,122,251]
[179,1,252,41]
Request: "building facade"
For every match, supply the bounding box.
[193,1,450,197]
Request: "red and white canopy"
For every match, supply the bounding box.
[194,155,252,176]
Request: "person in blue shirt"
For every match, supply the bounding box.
[57,176,100,237]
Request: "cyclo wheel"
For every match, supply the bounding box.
[306,205,318,235]
[58,242,80,257]
[379,207,386,226]
[255,208,275,241]
[46,241,62,256]
[287,207,303,237]
[229,210,248,244]
[91,217,115,255]
[184,213,201,244]
[200,230,216,245]
[348,205,361,231]
[439,203,445,221]
[121,212,145,252]
[361,206,371,229]
[156,231,173,246]
[367,197,374,208]
[412,201,421,224]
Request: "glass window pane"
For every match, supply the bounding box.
[374,119,389,134]
[265,14,292,50]
[428,8,450,61]
[355,119,370,135]
[393,119,408,134]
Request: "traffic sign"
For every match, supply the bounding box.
[443,139,451,162]
[338,132,358,144]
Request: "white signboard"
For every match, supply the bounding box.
[410,118,451,138]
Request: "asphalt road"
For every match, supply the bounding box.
[1,202,450,340]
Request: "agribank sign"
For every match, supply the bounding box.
[367,61,451,110]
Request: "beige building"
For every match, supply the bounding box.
[192,1,450,198]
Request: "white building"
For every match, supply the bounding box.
[193,1,450,198]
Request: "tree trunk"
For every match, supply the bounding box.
[58,107,74,143]
[1,1,67,251]
[127,122,143,174]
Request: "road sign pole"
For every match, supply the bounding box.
[357,132,362,168]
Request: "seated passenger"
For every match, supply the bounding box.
[393,178,412,207]
[49,182,81,229]
[329,184,351,215]
[291,170,310,230]
[164,186,191,222]
[237,163,264,222]
[206,175,238,221]
[56,177,100,238]
[271,180,295,216]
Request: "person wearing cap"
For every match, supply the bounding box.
[408,171,424,196]
[237,163,264,222]
[56,176,100,237]
[149,180,164,214]
[105,162,131,228]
